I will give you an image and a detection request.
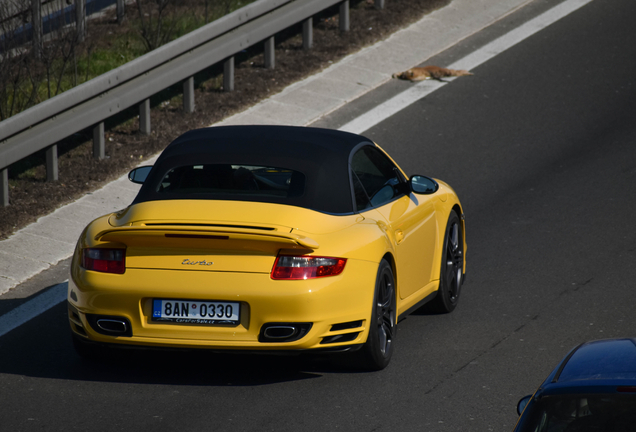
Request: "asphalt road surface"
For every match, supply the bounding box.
[1,0,635,430]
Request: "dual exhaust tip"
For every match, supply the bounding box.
[86,314,133,337]
[259,323,312,343]
[97,319,128,334]
[87,316,311,343]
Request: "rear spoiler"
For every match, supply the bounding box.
[95,226,319,249]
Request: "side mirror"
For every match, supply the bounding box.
[517,395,532,416]
[128,166,152,184]
[410,175,438,194]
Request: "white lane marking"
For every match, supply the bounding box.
[0,282,67,338]
[339,0,595,134]
[0,0,595,337]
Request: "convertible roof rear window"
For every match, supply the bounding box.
[132,126,375,214]
[157,164,305,198]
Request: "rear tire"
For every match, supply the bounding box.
[358,259,396,371]
[428,210,464,313]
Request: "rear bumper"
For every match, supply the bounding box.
[68,259,377,351]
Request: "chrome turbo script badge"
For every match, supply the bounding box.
[181,259,214,266]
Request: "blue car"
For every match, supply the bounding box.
[514,338,636,432]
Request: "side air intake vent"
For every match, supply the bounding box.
[330,320,363,332]
[321,332,360,345]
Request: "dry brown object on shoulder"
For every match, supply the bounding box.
[392,65,473,81]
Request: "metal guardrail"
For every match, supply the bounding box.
[0,0,363,206]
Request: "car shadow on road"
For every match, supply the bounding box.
[0,302,375,386]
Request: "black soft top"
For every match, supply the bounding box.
[133,125,374,214]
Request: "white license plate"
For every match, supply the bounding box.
[152,299,240,325]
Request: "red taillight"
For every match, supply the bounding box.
[271,255,346,280]
[82,248,126,274]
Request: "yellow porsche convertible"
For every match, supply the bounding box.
[68,125,466,370]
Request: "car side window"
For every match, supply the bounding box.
[352,171,371,211]
[351,146,405,211]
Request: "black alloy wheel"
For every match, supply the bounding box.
[358,259,396,371]
[429,210,463,313]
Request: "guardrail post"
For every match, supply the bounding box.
[339,1,350,32]
[224,57,234,92]
[1,169,8,207]
[93,122,105,159]
[264,36,275,69]
[375,0,385,9]
[140,99,151,135]
[303,17,313,50]
[184,77,195,113]
[76,0,86,43]
[116,0,125,23]
[31,0,42,59]
[46,145,59,182]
